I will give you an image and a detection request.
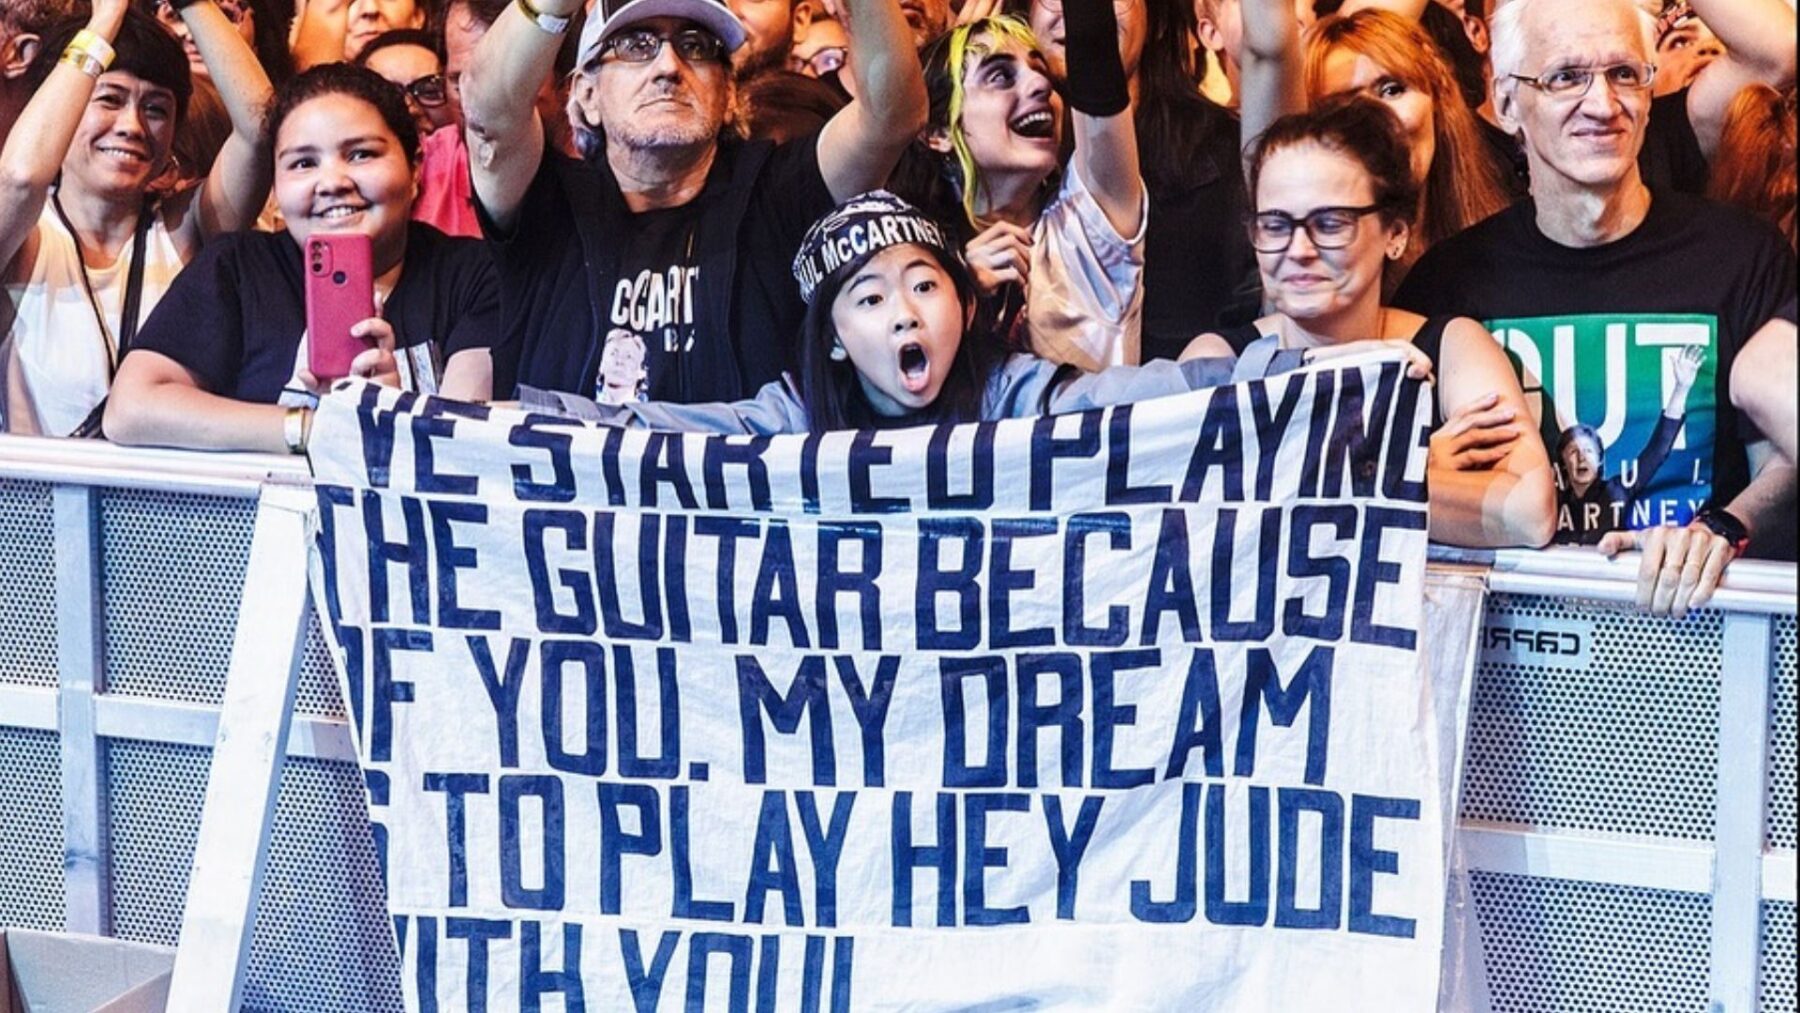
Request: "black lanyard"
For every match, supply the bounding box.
[51,191,154,381]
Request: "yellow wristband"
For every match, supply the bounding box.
[61,48,106,78]
[63,29,116,79]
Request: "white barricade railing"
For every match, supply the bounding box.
[0,437,1793,1013]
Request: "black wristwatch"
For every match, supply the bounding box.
[1692,507,1751,554]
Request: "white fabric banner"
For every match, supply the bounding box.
[307,356,1452,1012]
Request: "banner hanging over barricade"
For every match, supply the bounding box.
[306,357,1448,1012]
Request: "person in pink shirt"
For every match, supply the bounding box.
[355,27,480,237]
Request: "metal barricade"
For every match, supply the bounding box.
[0,435,1793,1013]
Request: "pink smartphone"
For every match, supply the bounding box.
[305,233,375,381]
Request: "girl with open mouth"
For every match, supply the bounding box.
[513,191,1431,435]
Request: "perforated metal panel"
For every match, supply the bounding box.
[105,737,208,944]
[1463,594,1721,839]
[1762,901,1797,1013]
[0,727,65,930]
[241,756,403,1013]
[295,612,347,719]
[99,489,255,706]
[1770,615,1796,850]
[1471,871,1711,1013]
[0,478,57,688]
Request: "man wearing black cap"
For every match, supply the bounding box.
[462,0,925,404]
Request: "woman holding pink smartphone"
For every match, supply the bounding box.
[106,62,498,455]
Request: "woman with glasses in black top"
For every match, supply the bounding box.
[1188,95,1556,549]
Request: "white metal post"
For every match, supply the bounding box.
[54,483,108,935]
[1710,611,1773,1012]
[166,482,317,1011]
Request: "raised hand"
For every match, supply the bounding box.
[964,220,1033,297]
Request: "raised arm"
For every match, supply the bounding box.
[1428,317,1557,547]
[1238,0,1306,173]
[461,0,566,231]
[168,0,273,241]
[1684,0,1797,159]
[0,0,128,272]
[289,0,351,71]
[1061,0,1142,238]
[1732,314,1797,463]
[815,0,927,201]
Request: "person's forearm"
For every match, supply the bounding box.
[464,2,573,152]
[1732,319,1797,463]
[1725,457,1796,546]
[0,6,126,266]
[105,379,295,454]
[1063,0,1142,236]
[290,0,350,70]
[1688,0,1797,83]
[185,1,274,235]
[1238,0,1305,167]
[1427,466,1558,548]
[842,0,926,137]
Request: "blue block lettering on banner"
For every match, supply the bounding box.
[305,360,1452,1011]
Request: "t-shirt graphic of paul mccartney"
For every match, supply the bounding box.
[600,205,701,403]
[1553,344,1704,544]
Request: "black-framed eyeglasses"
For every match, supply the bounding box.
[400,73,449,107]
[1249,205,1383,254]
[601,28,727,64]
[789,45,847,77]
[155,0,249,26]
[1506,62,1656,98]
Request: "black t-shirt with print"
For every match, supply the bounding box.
[130,224,497,403]
[1395,190,1796,555]
[483,132,836,403]
[599,201,704,404]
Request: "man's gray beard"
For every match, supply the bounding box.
[605,106,721,151]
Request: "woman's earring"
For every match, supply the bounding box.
[1386,242,1406,260]
[829,341,849,362]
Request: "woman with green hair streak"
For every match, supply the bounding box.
[894,0,1145,374]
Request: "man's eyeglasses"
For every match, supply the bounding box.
[399,73,449,108]
[601,28,727,65]
[1507,62,1657,98]
[789,45,846,77]
[1249,205,1383,254]
[155,0,249,26]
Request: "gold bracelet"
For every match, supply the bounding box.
[283,406,311,455]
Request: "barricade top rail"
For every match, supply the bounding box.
[1,433,1792,614]
[0,434,307,498]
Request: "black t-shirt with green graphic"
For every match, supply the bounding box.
[1395,191,1796,555]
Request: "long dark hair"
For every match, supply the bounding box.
[796,244,1004,431]
[1134,0,1238,195]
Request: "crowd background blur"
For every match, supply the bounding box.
[0,0,1791,614]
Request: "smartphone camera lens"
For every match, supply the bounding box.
[332,270,347,285]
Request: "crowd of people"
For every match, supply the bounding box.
[0,0,1793,617]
